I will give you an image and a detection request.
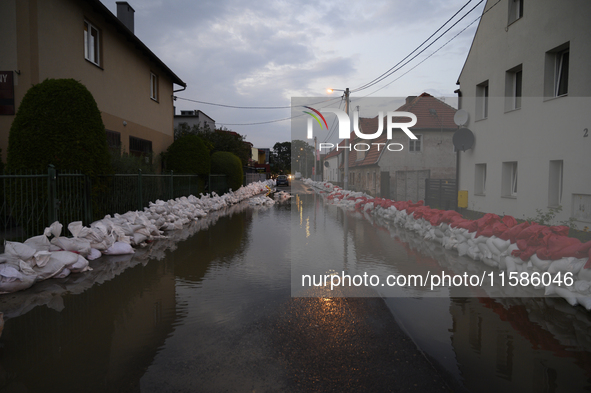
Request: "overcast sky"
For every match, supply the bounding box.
[102,0,485,149]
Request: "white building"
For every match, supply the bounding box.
[456,0,591,228]
[174,109,215,131]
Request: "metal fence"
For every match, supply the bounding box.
[425,179,457,211]
[0,167,227,242]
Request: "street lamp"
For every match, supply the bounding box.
[327,87,350,190]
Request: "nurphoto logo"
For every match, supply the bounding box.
[303,106,418,152]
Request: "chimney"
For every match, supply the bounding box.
[116,2,135,34]
[405,96,417,105]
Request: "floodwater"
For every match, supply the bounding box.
[0,187,590,392]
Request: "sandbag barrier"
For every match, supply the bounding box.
[304,179,591,311]
[0,180,276,295]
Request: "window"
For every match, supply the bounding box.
[548,160,563,207]
[476,81,489,120]
[544,43,569,98]
[129,136,153,163]
[150,72,159,101]
[508,0,523,24]
[505,65,522,111]
[502,161,518,197]
[474,163,487,195]
[106,130,121,150]
[84,20,100,66]
[555,50,569,96]
[409,134,423,152]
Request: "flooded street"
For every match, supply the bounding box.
[1,182,591,392]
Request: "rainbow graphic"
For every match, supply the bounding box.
[302,106,328,129]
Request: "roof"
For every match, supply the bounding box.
[328,93,458,168]
[83,0,186,88]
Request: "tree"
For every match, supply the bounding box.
[211,151,243,191]
[173,123,250,167]
[7,78,111,175]
[163,134,210,174]
[291,140,315,177]
[271,141,291,174]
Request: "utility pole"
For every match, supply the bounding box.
[314,136,317,181]
[344,88,350,191]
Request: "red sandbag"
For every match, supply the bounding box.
[502,215,518,228]
[492,222,509,237]
[506,222,530,243]
[516,224,546,241]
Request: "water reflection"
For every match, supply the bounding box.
[0,255,177,392]
[325,194,591,392]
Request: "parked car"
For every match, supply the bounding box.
[294,172,302,180]
[276,175,289,187]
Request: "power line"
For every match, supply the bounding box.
[361,0,502,96]
[174,95,339,110]
[216,97,343,126]
[352,0,484,93]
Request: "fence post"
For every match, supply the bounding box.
[84,175,93,225]
[169,170,174,200]
[137,168,143,211]
[47,165,57,225]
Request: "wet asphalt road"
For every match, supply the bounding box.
[266,295,451,392]
[268,181,451,391]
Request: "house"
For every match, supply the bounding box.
[455,0,591,227]
[0,0,186,166]
[174,109,216,131]
[327,93,457,200]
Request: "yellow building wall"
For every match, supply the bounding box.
[0,0,178,166]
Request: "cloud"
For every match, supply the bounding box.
[101,0,484,148]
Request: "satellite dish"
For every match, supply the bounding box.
[454,109,469,126]
[324,161,330,168]
[453,128,475,151]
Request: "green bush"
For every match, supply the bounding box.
[210,151,243,191]
[164,134,210,174]
[7,78,111,175]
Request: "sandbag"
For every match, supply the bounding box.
[4,242,37,261]
[103,242,135,255]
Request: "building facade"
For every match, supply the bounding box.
[456,0,591,227]
[174,110,216,131]
[336,94,457,200]
[0,0,185,165]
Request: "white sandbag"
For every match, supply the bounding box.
[530,254,552,272]
[0,265,35,294]
[477,243,493,260]
[554,286,578,306]
[481,257,498,268]
[574,280,591,294]
[24,234,51,252]
[456,242,470,257]
[19,259,37,276]
[103,242,135,255]
[132,232,148,245]
[47,221,63,238]
[577,296,591,311]
[505,256,519,273]
[504,243,519,256]
[33,251,52,268]
[54,268,71,279]
[50,237,91,256]
[4,241,37,261]
[548,257,585,275]
[466,246,482,261]
[33,256,70,281]
[579,267,591,282]
[492,237,511,253]
[67,255,90,273]
[86,248,102,261]
[486,237,502,256]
